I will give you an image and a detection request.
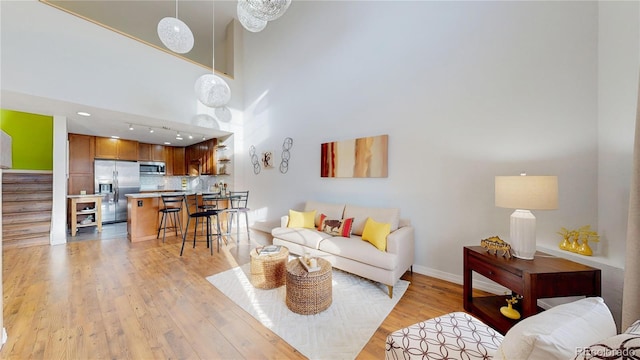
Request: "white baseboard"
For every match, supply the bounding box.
[412,264,510,296]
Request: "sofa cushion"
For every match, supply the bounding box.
[362,217,391,251]
[344,204,400,236]
[304,201,345,228]
[573,333,640,359]
[318,214,354,237]
[272,227,332,249]
[288,209,316,228]
[318,235,398,270]
[496,297,616,360]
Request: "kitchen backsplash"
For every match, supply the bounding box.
[140,175,232,192]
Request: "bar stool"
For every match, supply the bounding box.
[181,194,223,256]
[157,194,185,243]
[227,191,250,242]
[197,192,225,235]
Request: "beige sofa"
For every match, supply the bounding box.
[271,201,415,298]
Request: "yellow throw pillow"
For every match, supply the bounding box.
[361,217,391,251]
[288,209,316,228]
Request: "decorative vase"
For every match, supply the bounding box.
[559,237,571,250]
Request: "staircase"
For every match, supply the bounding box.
[2,172,52,249]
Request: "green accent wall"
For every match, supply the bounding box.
[0,109,53,170]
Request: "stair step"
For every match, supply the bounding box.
[2,192,53,202]
[3,221,51,238]
[2,183,53,193]
[2,173,52,184]
[2,234,50,249]
[2,201,52,214]
[3,211,52,225]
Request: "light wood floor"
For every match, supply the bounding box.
[1,224,474,359]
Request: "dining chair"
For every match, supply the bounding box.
[181,194,223,256]
[227,191,250,242]
[157,194,185,243]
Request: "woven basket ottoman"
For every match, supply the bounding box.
[285,257,332,315]
[250,246,289,289]
[385,312,504,359]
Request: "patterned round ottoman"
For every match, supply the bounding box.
[285,257,332,315]
[250,246,289,289]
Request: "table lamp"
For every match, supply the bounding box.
[495,174,558,260]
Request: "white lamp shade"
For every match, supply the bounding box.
[194,74,231,108]
[237,2,268,32]
[495,175,558,210]
[238,0,292,22]
[157,17,194,54]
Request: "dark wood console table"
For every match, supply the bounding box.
[463,245,601,334]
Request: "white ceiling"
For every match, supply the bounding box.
[10,0,240,147]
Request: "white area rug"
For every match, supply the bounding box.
[206,263,409,359]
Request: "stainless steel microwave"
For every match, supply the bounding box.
[139,161,166,175]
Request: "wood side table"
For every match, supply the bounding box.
[463,245,601,335]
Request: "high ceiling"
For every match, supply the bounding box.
[24,0,240,146]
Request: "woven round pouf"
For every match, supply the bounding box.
[285,257,332,315]
[250,246,289,289]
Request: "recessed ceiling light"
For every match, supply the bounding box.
[129,124,134,131]
[188,134,193,139]
[77,111,91,117]
[176,136,183,140]
[149,128,154,133]
[111,135,120,139]
[164,142,171,145]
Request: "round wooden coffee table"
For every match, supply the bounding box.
[250,246,289,289]
[285,257,332,315]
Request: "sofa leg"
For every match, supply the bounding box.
[387,285,393,298]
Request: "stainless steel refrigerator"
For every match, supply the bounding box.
[95,160,140,223]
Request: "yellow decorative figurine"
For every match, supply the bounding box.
[577,225,600,256]
[557,225,600,256]
[500,295,521,320]
[557,227,571,250]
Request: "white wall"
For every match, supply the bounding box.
[239,1,638,323]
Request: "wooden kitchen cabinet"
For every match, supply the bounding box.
[172,147,186,176]
[69,134,94,174]
[95,137,138,160]
[139,143,166,162]
[164,147,174,175]
[68,133,95,195]
[138,143,151,161]
[151,144,165,162]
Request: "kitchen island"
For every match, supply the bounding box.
[125,192,233,243]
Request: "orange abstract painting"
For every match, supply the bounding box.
[320,135,388,178]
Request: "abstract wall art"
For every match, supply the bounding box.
[320,134,388,178]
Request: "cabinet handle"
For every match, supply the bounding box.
[489,271,494,275]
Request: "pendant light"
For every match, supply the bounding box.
[238,0,292,22]
[157,0,194,54]
[237,2,267,33]
[195,2,231,108]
